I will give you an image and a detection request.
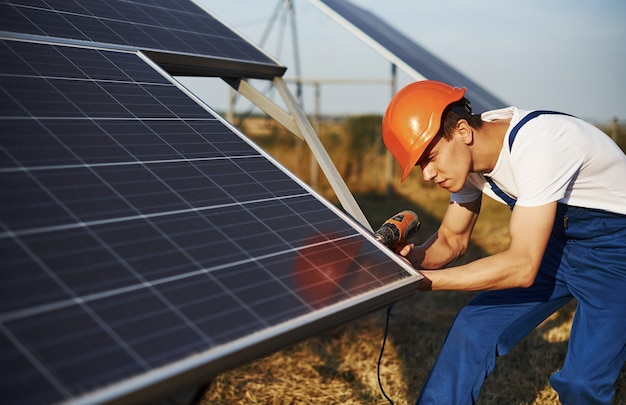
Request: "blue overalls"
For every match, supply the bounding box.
[416,112,626,404]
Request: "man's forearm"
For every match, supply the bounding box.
[419,247,540,291]
[408,232,466,270]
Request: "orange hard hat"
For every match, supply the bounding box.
[382,80,466,182]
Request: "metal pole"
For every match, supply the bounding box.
[310,82,320,189]
[274,77,372,230]
[287,0,303,106]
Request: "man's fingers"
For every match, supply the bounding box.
[398,243,414,257]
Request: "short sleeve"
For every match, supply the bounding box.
[511,118,584,207]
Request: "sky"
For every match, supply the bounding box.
[180,0,626,124]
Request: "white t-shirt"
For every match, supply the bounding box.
[451,107,626,216]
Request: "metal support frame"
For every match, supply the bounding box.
[223,78,301,138]
[222,77,372,232]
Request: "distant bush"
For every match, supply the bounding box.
[344,114,383,155]
[595,121,625,152]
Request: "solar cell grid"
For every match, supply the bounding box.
[0,38,420,404]
[0,0,286,78]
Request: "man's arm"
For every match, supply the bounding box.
[402,198,481,270]
[418,201,557,291]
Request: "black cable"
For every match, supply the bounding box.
[377,304,394,404]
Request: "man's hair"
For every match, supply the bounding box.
[438,97,483,139]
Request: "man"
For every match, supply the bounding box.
[382,80,626,404]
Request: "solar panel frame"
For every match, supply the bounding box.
[309,0,507,113]
[0,36,422,404]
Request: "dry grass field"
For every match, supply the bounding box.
[202,117,625,404]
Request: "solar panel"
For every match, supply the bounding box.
[0,0,286,78]
[309,0,507,113]
[0,37,421,404]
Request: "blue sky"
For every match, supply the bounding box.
[183,0,626,123]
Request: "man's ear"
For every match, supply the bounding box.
[456,119,474,145]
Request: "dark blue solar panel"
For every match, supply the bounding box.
[0,0,286,78]
[315,0,507,113]
[0,38,420,405]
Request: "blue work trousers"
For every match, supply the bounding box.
[417,204,626,405]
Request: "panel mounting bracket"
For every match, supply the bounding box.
[222,76,372,231]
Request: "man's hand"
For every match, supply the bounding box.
[398,199,480,271]
[398,243,424,267]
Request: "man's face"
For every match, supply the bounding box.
[416,131,472,193]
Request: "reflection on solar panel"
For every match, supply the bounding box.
[0,0,286,78]
[0,38,421,404]
[309,0,507,113]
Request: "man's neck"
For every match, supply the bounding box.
[473,119,511,173]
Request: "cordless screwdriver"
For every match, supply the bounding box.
[374,210,421,253]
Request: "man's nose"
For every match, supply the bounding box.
[421,163,435,182]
